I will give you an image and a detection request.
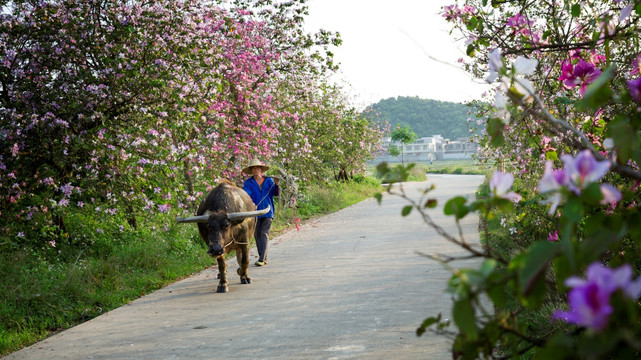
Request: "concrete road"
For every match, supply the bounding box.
[7,174,485,360]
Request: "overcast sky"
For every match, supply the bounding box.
[304,0,490,107]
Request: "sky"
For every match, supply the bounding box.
[304,0,490,108]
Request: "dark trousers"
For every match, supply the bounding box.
[254,217,272,261]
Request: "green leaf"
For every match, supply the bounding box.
[466,44,476,57]
[494,197,514,213]
[563,196,583,222]
[453,299,478,340]
[444,196,469,219]
[545,150,558,161]
[542,29,551,40]
[424,199,438,208]
[571,3,581,17]
[376,162,390,178]
[581,182,603,206]
[487,118,505,147]
[479,259,497,277]
[373,192,383,205]
[518,241,559,297]
[401,205,413,217]
[466,16,478,31]
[416,314,441,337]
[487,280,507,308]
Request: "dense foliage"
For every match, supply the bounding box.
[366,96,475,139]
[379,0,641,359]
[0,0,383,250]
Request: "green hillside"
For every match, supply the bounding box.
[365,96,474,139]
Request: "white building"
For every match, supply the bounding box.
[373,135,478,163]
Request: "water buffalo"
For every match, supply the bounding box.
[177,180,269,293]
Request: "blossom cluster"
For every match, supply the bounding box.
[539,150,621,214]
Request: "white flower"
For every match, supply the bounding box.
[486,48,503,83]
[514,56,538,75]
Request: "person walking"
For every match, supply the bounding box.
[242,158,279,267]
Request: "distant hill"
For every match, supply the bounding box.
[365,96,474,139]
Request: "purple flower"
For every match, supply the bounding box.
[539,161,568,214]
[562,150,610,194]
[539,152,620,213]
[559,60,602,96]
[158,204,170,213]
[627,78,641,102]
[548,230,559,242]
[552,263,641,331]
[539,160,568,192]
[489,171,522,202]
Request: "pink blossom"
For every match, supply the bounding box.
[562,150,611,193]
[506,13,533,28]
[631,54,641,75]
[559,60,602,96]
[489,171,522,202]
[548,230,559,242]
[600,184,622,205]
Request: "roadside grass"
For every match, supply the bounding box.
[422,160,491,175]
[368,159,491,177]
[272,175,382,234]
[0,225,210,355]
[0,177,383,356]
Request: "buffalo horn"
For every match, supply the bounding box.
[176,214,210,223]
[227,205,270,220]
[176,210,211,223]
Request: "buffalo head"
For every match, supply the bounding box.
[177,205,270,257]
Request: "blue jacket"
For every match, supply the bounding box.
[243,176,279,219]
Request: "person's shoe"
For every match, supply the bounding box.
[255,260,267,267]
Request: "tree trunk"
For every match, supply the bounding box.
[127,203,138,229]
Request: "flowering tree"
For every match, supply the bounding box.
[377,0,641,358]
[0,0,380,248]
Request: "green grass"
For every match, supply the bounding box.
[368,159,491,177]
[272,175,382,234]
[0,225,211,355]
[0,176,383,356]
[421,160,491,175]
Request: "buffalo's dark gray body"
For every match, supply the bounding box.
[196,180,256,293]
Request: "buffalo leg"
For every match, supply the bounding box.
[236,245,251,284]
[216,256,228,293]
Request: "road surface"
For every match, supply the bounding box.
[7,174,485,360]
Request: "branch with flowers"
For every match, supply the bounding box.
[374,0,641,358]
